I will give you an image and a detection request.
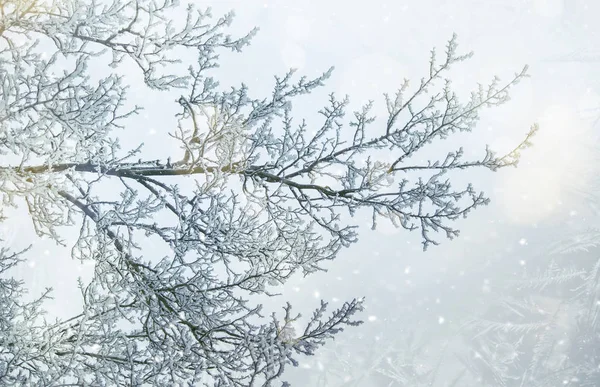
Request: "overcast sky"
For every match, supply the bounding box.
[4,0,600,384]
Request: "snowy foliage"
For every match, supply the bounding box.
[306,330,457,387]
[0,0,535,385]
[459,239,600,386]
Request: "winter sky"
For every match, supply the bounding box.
[4,0,600,383]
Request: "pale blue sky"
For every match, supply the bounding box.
[5,0,600,384]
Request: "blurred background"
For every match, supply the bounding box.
[6,0,600,385]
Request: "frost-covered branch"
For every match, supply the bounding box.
[0,0,536,384]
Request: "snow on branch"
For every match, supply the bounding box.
[0,1,536,384]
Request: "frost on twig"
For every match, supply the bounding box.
[0,1,535,385]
